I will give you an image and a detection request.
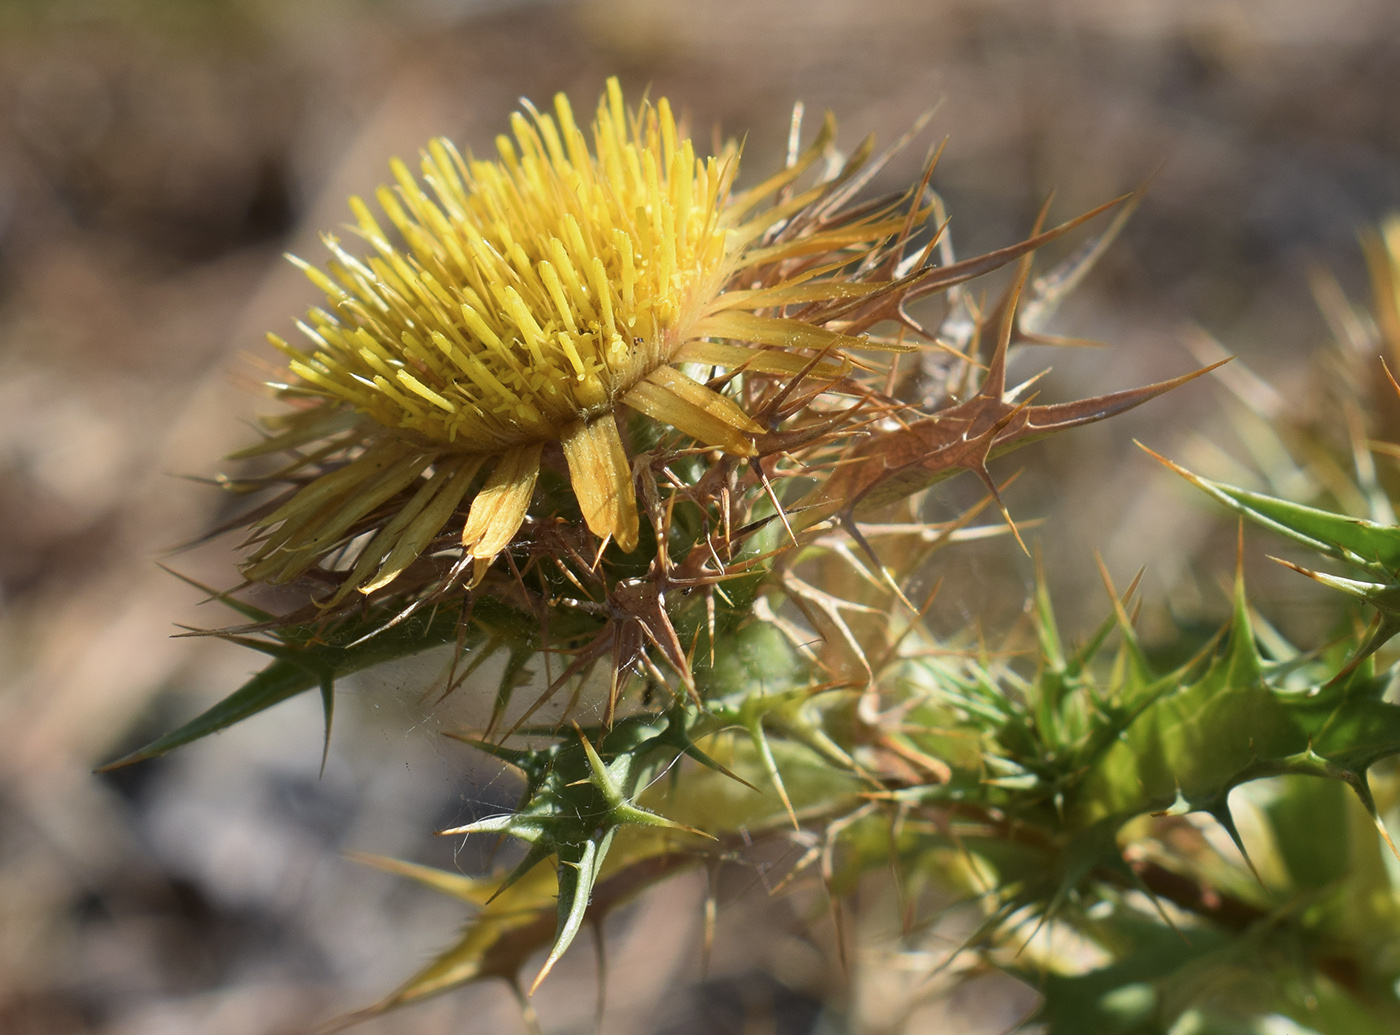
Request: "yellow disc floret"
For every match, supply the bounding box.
[274,80,732,452]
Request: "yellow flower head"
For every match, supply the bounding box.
[240,78,911,601]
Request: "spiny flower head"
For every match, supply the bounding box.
[239,78,913,602]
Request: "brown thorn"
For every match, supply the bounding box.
[1383,357,1400,401]
[750,458,799,547]
[838,513,919,612]
[1093,551,1137,636]
[966,463,1029,557]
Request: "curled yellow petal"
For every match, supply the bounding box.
[623,367,761,457]
[560,416,639,551]
[461,443,543,559]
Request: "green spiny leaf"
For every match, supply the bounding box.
[99,596,601,771]
[1143,445,1400,578]
[531,829,614,993]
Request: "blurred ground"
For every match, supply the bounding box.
[1,1,1398,1032]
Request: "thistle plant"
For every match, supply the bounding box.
[105,80,1400,1033]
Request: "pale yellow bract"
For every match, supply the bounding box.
[239,78,900,601]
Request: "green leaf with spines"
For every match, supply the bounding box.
[1065,571,1400,831]
[98,595,602,771]
[1147,448,1400,670]
[334,458,1400,1028]
[877,549,1400,1016]
[440,708,725,991]
[342,701,865,1018]
[334,829,699,1028]
[1143,448,1400,578]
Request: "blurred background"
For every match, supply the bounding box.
[2,0,1399,1032]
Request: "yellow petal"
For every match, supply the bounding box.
[284,452,435,554]
[254,440,417,530]
[675,340,849,381]
[623,367,761,457]
[326,463,459,601]
[227,406,361,460]
[339,455,484,600]
[693,310,867,353]
[560,416,639,552]
[461,443,543,559]
[243,445,434,583]
[738,216,913,266]
[703,281,885,313]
